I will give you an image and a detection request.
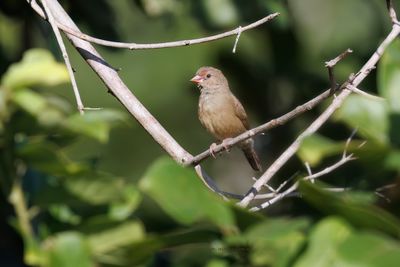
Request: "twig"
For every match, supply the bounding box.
[40,0,84,114]
[304,162,314,183]
[188,88,332,166]
[239,23,400,208]
[232,26,242,53]
[343,128,358,157]
[250,154,355,212]
[347,84,385,101]
[325,48,353,94]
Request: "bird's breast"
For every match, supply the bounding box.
[198,92,246,140]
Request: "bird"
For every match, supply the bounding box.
[190,66,262,171]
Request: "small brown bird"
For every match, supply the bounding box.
[190,66,262,171]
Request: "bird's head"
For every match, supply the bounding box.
[190,66,228,90]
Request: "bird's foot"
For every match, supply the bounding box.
[221,138,233,152]
[209,143,218,158]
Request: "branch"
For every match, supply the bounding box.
[239,23,400,208]
[41,0,84,114]
[29,0,278,51]
[347,84,385,101]
[30,0,193,164]
[55,14,279,50]
[325,48,353,94]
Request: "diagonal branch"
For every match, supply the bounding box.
[31,0,193,164]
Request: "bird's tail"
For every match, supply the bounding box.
[240,139,262,171]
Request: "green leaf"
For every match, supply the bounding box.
[206,259,229,267]
[227,218,309,267]
[139,157,235,229]
[337,232,400,267]
[121,227,220,265]
[295,217,400,267]
[88,220,145,255]
[65,173,135,205]
[44,232,92,267]
[49,204,81,225]
[12,89,66,127]
[294,217,352,267]
[333,95,389,145]
[378,39,400,113]
[385,150,400,171]
[2,48,69,89]
[63,110,126,143]
[17,140,85,176]
[299,181,400,237]
[297,134,344,166]
[108,185,142,221]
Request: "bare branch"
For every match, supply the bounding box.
[325,48,353,94]
[239,23,400,208]
[49,13,279,50]
[347,84,385,101]
[232,26,242,53]
[41,0,84,114]
[325,48,353,68]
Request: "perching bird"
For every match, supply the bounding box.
[190,66,262,171]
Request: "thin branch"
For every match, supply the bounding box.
[188,88,332,166]
[325,48,353,94]
[232,26,242,53]
[347,84,385,101]
[57,14,279,50]
[250,154,354,212]
[239,23,400,208]
[325,48,353,68]
[40,0,84,114]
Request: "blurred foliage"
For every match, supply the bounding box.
[1,0,400,266]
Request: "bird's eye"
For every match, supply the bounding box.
[206,74,211,78]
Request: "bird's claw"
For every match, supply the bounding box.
[209,143,218,158]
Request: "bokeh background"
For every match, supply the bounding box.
[1,0,400,266]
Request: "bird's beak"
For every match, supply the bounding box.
[190,75,204,84]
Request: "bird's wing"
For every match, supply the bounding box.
[232,95,250,130]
